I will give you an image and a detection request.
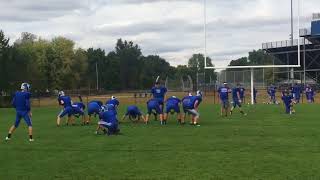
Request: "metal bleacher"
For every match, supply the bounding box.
[262,13,320,83]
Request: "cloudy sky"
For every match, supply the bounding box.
[0,0,319,66]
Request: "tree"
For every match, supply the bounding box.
[115,39,143,89]
[0,30,12,91]
[188,54,217,84]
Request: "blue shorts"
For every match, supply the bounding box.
[155,98,164,106]
[59,106,73,118]
[15,111,32,127]
[220,99,229,109]
[233,99,242,108]
[72,107,84,116]
[166,105,180,113]
[147,105,163,115]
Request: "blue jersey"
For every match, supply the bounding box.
[232,88,240,100]
[182,96,202,109]
[100,110,118,125]
[166,97,181,107]
[239,88,245,99]
[151,86,167,100]
[292,85,301,95]
[58,96,72,108]
[90,100,103,107]
[104,104,117,115]
[72,102,85,110]
[88,101,102,111]
[126,105,142,116]
[282,94,293,106]
[218,87,229,100]
[12,91,31,111]
[106,99,119,107]
[305,87,314,98]
[147,98,160,107]
[268,86,276,96]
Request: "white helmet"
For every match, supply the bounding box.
[21,83,31,91]
[111,96,117,100]
[196,90,202,97]
[58,91,65,97]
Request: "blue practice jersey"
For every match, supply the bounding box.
[292,85,301,95]
[126,105,142,116]
[151,86,167,100]
[232,88,240,100]
[58,96,72,108]
[72,102,85,110]
[88,101,102,110]
[282,94,293,105]
[12,91,31,111]
[166,97,181,107]
[104,104,118,115]
[100,110,118,125]
[147,98,160,107]
[106,99,119,107]
[268,86,276,96]
[218,87,229,100]
[182,96,202,109]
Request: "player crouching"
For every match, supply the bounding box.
[182,91,203,126]
[72,102,87,125]
[145,98,164,125]
[57,91,74,126]
[87,100,103,124]
[281,89,295,115]
[164,96,182,124]
[121,105,145,123]
[5,83,34,142]
[96,105,120,136]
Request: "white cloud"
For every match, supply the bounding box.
[0,0,319,66]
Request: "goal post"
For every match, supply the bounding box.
[203,0,302,104]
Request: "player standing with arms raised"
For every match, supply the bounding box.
[5,83,34,142]
[151,81,167,108]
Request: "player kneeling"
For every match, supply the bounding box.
[87,100,103,124]
[5,83,34,142]
[182,91,202,126]
[281,89,295,115]
[122,105,145,123]
[96,105,120,136]
[145,98,164,125]
[164,96,182,124]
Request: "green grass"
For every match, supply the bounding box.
[1,104,320,180]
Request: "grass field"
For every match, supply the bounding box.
[1,103,320,180]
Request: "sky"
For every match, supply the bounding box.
[0,0,319,67]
